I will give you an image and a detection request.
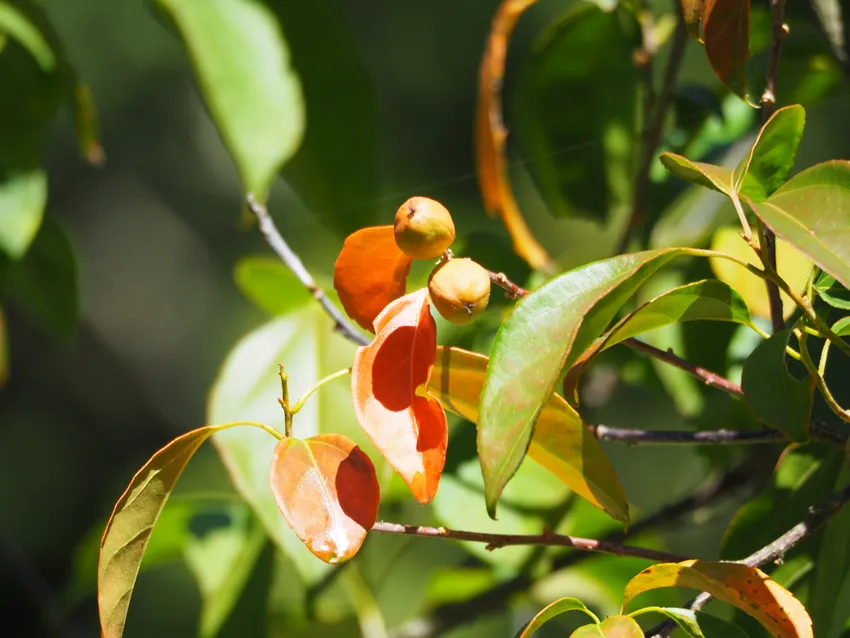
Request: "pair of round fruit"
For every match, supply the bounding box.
[394,197,491,326]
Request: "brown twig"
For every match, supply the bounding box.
[246,194,370,347]
[646,481,850,637]
[388,461,759,638]
[371,522,689,563]
[484,270,848,447]
[616,12,688,255]
[590,424,787,446]
[622,337,744,395]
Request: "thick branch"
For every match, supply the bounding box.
[647,482,850,637]
[371,522,689,564]
[246,194,369,346]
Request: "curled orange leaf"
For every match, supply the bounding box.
[334,225,413,332]
[476,0,552,271]
[351,289,448,504]
[623,560,812,638]
[269,433,379,564]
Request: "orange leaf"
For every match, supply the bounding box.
[351,289,447,504]
[476,0,552,271]
[429,346,629,525]
[269,433,379,564]
[622,560,813,638]
[334,225,413,332]
[572,616,643,638]
[704,0,752,103]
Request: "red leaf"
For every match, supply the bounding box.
[269,433,379,564]
[351,289,448,504]
[334,225,414,332]
[704,0,751,101]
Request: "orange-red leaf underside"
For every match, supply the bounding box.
[334,225,413,332]
[269,433,379,564]
[351,289,447,504]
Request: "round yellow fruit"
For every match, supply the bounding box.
[428,258,491,325]
[393,196,456,260]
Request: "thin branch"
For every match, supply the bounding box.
[388,461,759,638]
[616,12,688,255]
[590,424,787,446]
[647,482,850,637]
[371,522,689,564]
[485,270,848,447]
[760,0,788,333]
[622,337,743,395]
[246,194,369,347]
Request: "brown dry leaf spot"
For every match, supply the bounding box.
[269,433,379,564]
[334,225,413,332]
[623,560,812,638]
[351,289,448,504]
[476,0,552,271]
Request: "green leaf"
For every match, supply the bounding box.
[572,616,643,637]
[0,1,54,71]
[733,105,806,202]
[703,0,752,103]
[271,0,380,235]
[5,215,78,341]
[808,467,850,636]
[741,329,813,442]
[512,3,639,222]
[832,316,850,336]
[208,306,372,582]
[659,153,735,195]
[0,307,7,388]
[748,160,850,289]
[98,424,246,637]
[430,347,628,526]
[565,279,753,400]
[722,444,843,558]
[0,168,46,260]
[184,506,266,638]
[479,248,689,518]
[517,597,597,637]
[157,0,305,202]
[233,255,310,316]
[815,271,850,310]
[629,607,750,637]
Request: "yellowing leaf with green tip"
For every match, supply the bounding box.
[429,346,628,525]
[98,423,249,638]
[622,560,813,638]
